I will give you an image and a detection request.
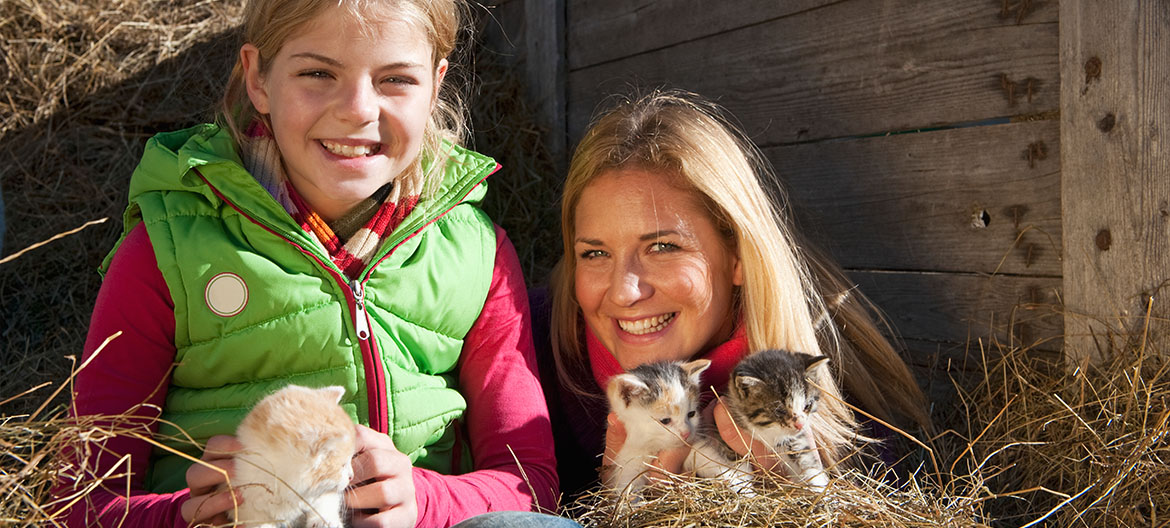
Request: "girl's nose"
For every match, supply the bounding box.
[336,81,379,124]
[607,258,651,307]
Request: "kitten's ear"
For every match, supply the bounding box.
[733,375,765,398]
[681,359,712,384]
[804,355,830,373]
[319,385,346,404]
[607,374,649,408]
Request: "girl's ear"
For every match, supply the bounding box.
[731,253,743,286]
[240,44,270,114]
[431,58,449,105]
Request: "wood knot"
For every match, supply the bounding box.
[1024,141,1048,168]
[1098,113,1116,133]
[1095,229,1112,251]
[1085,57,1102,85]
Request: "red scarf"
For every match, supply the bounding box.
[586,323,749,396]
[285,182,416,279]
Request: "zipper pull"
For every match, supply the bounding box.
[351,280,371,341]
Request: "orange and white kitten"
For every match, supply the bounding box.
[229,384,355,528]
[604,359,711,495]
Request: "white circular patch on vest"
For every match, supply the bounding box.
[205,272,248,317]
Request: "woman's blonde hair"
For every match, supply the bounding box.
[219,0,468,197]
[551,90,930,467]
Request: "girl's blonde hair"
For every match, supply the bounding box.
[220,0,468,196]
[551,90,930,467]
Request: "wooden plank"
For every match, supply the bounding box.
[1060,1,1170,362]
[566,0,836,70]
[848,270,1063,352]
[568,0,1058,71]
[525,0,567,166]
[567,0,1058,144]
[769,120,1061,276]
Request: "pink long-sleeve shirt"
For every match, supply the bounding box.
[63,222,558,527]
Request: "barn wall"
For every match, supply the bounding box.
[563,0,1065,380]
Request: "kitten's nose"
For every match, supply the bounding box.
[793,421,804,431]
[680,430,691,440]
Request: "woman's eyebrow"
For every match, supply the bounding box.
[574,237,603,245]
[639,230,679,241]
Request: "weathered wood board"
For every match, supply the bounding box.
[567,0,1059,144]
[770,119,1061,277]
[1061,0,1170,362]
[849,270,1063,351]
[568,0,1059,71]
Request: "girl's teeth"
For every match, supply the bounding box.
[618,313,676,335]
[322,141,377,157]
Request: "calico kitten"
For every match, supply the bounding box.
[687,349,831,491]
[604,359,711,495]
[229,384,356,528]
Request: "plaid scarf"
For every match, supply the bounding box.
[243,124,418,280]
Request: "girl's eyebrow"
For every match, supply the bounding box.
[289,52,426,71]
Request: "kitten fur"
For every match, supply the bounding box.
[687,349,831,492]
[229,385,355,528]
[604,359,711,495]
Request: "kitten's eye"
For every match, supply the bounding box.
[803,401,814,413]
[659,417,672,425]
[687,410,697,418]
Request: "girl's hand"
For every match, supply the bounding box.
[180,435,243,525]
[604,412,688,481]
[347,424,417,528]
[712,400,783,471]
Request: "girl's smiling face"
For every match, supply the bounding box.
[242,10,445,221]
[573,168,743,370]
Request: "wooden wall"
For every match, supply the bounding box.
[561,0,1064,380]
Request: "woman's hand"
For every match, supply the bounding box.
[180,435,243,525]
[712,400,783,471]
[347,424,417,528]
[604,412,689,481]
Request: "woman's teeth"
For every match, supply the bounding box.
[322,141,380,158]
[618,313,676,335]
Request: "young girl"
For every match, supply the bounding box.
[537,90,932,496]
[63,1,560,526]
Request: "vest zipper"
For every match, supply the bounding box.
[350,279,389,434]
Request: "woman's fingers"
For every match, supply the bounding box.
[603,412,627,464]
[713,400,780,470]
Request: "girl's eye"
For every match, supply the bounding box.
[578,249,607,260]
[382,75,418,85]
[298,70,332,80]
[659,417,672,425]
[649,242,680,253]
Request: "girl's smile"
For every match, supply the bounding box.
[242,11,446,222]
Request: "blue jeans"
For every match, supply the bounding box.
[451,511,583,528]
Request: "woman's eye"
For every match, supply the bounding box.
[649,242,680,253]
[659,417,671,425]
[578,249,607,260]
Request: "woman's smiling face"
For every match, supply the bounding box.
[573,168,742,370]
[243,10,444,221]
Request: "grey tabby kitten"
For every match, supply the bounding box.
[605,359,711,495]
[686,349,830,492]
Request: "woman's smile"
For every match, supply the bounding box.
[574,168,742,370]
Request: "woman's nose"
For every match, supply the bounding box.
[336,81,379,124]
[607,257,651,306]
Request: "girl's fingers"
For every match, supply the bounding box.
[180,488,240,524]
[185,457,235,494]
[203,434,244,457]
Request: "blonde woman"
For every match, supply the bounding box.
[535,90,930,495]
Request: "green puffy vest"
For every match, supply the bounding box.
[104,124,497,492]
